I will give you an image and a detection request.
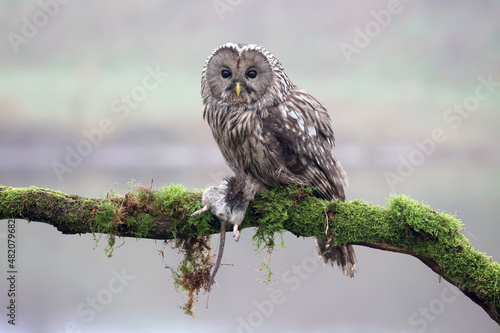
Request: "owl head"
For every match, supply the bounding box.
[201,43,293,108]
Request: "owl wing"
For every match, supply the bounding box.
[262,85,347,201]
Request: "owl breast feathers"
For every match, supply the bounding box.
[201,43,355,277]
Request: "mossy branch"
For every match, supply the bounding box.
[0,184,498,323]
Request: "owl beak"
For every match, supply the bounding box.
[235,82,242,96]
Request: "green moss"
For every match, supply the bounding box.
[388,195,462,235]
[156,184,202,214]
[88,183,214,255]
[126,213,156,238]
[155,184,211,238]
[0,186,100,235]
[250,185,309,252]
[93,201,120,234]
[92,200,121,256]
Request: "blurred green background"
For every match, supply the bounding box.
[1,1,499,332]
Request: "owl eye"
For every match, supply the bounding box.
[246,70,257,79]
[221,70,232,79]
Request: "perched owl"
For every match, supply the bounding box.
[200,43,356,278]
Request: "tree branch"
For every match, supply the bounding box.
[0,184,498,323]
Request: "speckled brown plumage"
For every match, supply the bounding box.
[201,43,356,278]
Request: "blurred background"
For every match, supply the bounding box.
[1,1,499,332]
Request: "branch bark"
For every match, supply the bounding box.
[0,184,498,323]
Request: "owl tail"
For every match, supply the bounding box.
[315,237,357,279]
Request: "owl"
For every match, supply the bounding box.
[200,43,356,278]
